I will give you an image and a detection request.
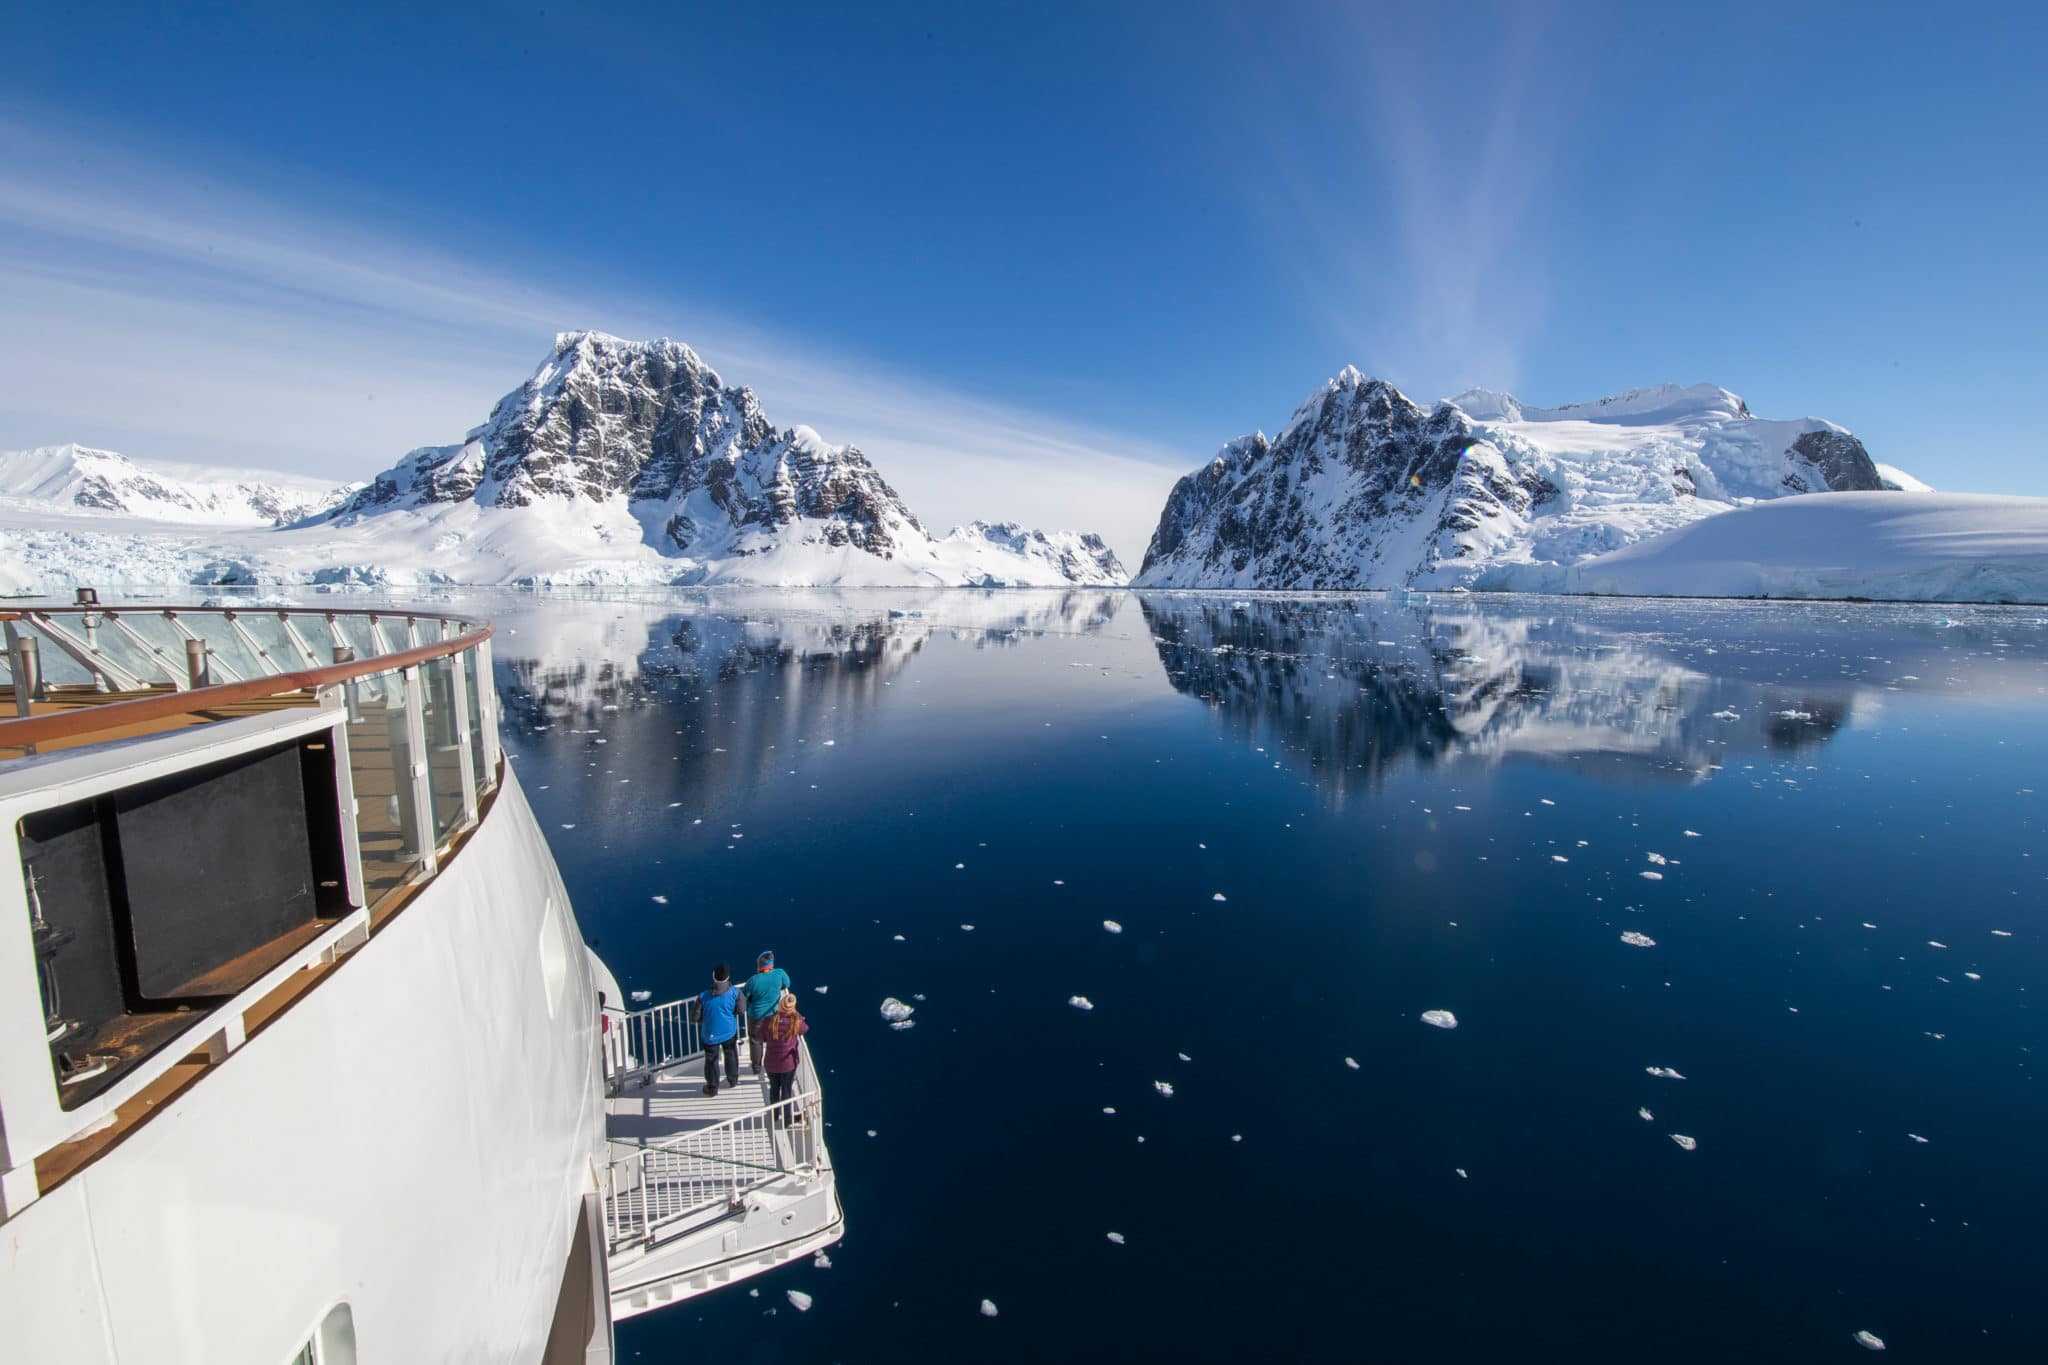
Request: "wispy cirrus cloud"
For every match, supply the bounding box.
[1232,6,1564,402]
[0,122,1186,564]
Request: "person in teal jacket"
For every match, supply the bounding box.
[697,963,742,1096]
[739,950,792,1076]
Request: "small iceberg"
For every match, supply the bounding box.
[1853,1331,1885,1351]
[1069,995,1094,1011]
[880,997,915,1023]
[787,1290,813,1312]
[1669,1134,1697,1151]
[980,1299,999,1318]
[1620,931,1656,948]
[629,989,652,1003]
[1420,1009,1458,1029]
[1153,1081,1174,1098]
[1102,919,1123,934]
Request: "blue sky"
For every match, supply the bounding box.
[2,1,2043,560]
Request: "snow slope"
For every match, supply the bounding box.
[1137,371,1918,592]
[0,444,356,526]
[0,334,1126,592]
[1566,492,2048,603]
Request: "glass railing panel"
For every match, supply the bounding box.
[182,617,266,679]
[232,613,300,669]
[420,655,466,841]
[462,646,491,791]
[63,613,169,685]
[343,667,423,904]
[330,614,384,662]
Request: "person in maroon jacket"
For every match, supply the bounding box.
[758,991,809,1122]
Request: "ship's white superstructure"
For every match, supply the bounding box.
[0,596,839,1361]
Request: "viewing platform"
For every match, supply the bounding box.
[598,999,842,1318]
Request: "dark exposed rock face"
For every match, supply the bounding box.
[1789,429,1885,492]
[1138,369,1528,587]
[329,333,926,557]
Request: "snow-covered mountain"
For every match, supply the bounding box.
[0,334,1125,591]
[1134,371,1909,590]
[0,444,356,526]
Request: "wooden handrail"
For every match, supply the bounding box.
[1,609,493,750]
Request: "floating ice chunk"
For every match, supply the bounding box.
[892,934,906,942]
[1153,1081,1174,1098]
[1455,1168,1468,1178]
[980,1299,999,1318]
[1231,1134,1242,1142]
[1965,972,1982,981]
[1927,940,1947,949]
[822,739,836,747]
[1455,805,1472,811]
[1992,929,2013,937]
[1540,798,1555,806]
[1683,830,1701,838]
[1774,709,1813,721]
[813,1252,833,1269]
[1638,1107,1653,1121]
[1862,923,1877,930]
[650,894,668,905]
[1102,920,1123,934]
[1646,852,1667,865]
[1069,996,1095,1011]
[1211,892,1228,902]
[1640,870,1664,881]
[1908,1133,1929,1143]
[814,985,829,994]
[1669,1134,1697,1151]
[629,990,651,1003]
[560,823,576,830]
[1645,1066,1686,1080]
[1620,931,1657,948]
[955,863,965,870]
[1712,709,1740,721]
[866,1129,877,1137]
[1102,1107,1115,1114]
[1344,1056,1360,1070]
[1177,1052,1192,1062]
[1106,1231,1125,1244]
[1853,1329,1885,1351]
[1420,1010,1459,1029]
[889,1020,916,1031]
[787,1290,813,1312]
[880,998,915,1023]
[960,924,975,931]
[1552,854,1569,863]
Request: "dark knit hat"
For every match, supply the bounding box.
[713,962,730,983]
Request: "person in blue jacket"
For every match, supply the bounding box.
[740,950,792,1076]
[697,963,742,1096]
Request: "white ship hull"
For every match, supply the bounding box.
[2,767,608,1363]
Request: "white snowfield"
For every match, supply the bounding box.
[0,443,355,527]
[0,498,1122,594]
[1566,492,2048,604]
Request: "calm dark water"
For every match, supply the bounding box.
[488,589,2046,1363]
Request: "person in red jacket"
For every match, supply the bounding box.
[758,991,809,1122]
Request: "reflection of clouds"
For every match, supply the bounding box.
[1139,596,1868,803]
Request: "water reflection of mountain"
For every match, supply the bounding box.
[1139,596,1861,801]
[492,590,1120,816]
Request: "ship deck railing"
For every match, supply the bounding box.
[599,1005,824,1255]
[0,598,506,1221]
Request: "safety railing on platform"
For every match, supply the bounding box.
[602,999,698,1091]
[602,1040,823,1252]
